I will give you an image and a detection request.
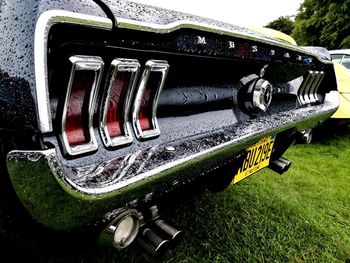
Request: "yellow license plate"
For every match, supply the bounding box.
[233,135,275,184]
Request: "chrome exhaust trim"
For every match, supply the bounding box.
[153,219,183,245]
[99,209,140,249]
[268,156,291,175]
[137,227,169,256]
[136,206,182,255]
[297,129,313,144]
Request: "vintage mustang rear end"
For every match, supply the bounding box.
[0,0,339,253]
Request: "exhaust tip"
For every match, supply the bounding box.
[136,206,184,256]
[99,209,140,249]
[269,156,292,175]
[153,219,183,246]
[137,227,169,257]
[297,129,313,144]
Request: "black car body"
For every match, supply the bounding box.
[0,0,339,252]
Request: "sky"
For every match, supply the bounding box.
[131,0,304,27]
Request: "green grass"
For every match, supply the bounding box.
[55,129,350,262]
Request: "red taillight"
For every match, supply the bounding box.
[61,56,104,156]
[138,72,162,131]
[132,60,169,140]
[60,56,168,156]
[138,88,152,131]
[100,59,140,147]
[106,73,129,137]
[65,70,94,146]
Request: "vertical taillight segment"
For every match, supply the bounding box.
[61,56,104,156]
[298,70,325,105]
[132,60,169,140]
[100,59,140,147]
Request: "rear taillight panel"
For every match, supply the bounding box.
[59,56,169,156]
[45,22,335,160]
[61,56,103,156]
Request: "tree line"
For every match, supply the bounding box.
[266,0,350,49]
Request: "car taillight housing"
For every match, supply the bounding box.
[59,55,169,157]
[61,55,104,156]
[298,70,325,105]
[132,60,169,140]
[100,59,140,147]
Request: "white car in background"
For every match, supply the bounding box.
[330,49,350,71]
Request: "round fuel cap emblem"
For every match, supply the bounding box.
[253,79,273,112]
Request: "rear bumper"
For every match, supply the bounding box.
[7,92,339,230]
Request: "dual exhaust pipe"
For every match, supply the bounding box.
[137,218,183,256]
[268,156,291,175]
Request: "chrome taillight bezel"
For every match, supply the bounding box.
[61,55,104,156]
[132,60,169,140]
[309,71,325,103]
[100,58,140,148]
[298,70,325,105]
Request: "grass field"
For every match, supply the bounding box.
[54,127,350,262]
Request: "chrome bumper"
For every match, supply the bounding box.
[7,92,339,230]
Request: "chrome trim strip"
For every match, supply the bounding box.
[34,11,113,133]
[100,59,140,147]
[132,60,169,140]
[61,56,104,156]
[35,10,333,133]
[116,17,333,64]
